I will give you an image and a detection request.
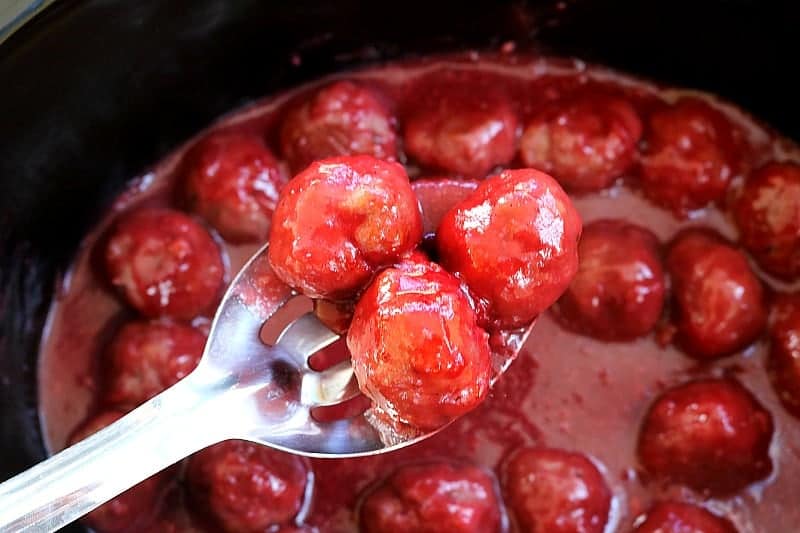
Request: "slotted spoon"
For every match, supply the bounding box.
[0,243,533,532]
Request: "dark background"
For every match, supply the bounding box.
[1,1,797,530]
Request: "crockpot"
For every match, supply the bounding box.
[1,1,798,531]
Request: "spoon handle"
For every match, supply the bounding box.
[0,370,225,533]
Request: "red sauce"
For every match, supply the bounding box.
[38,53,800,532]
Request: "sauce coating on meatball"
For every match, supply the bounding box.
[665,228,766,359]
[268,155,422,300]
[503,447,612,533]
[105,319,206,407]
[404,86,518,178]
[186,440,310,533]
[183,131,287,243]
[437,168,582,329]
[637,379,773,495]
[280,81,398,173]
[347,255,492,430]
[552,219,665,341]
[104,208,225,319]
[733,161,800,280]
[640,98,742,214]
[520,92,642,192]
[359,462,503,533]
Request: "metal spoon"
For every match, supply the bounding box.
[0,243,534,532]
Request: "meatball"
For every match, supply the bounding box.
[665,228,766,359]
[404,89,518,178]
[183,131,287,243]
[437,168,582,329]
[503,448,611,533]
[552,219,665,341]
[186,440,309,533]
[637,379,773,495]
[733,161,800,280]
[411,177,480,236]
[347,255,492,430]
[633,501,737,533]
[105,208,225,319]
[268,155,422,300]
[767,292,800,417]
[279,80,397,173]
[105,319,206,407]
[359,462,502,533]
[519,93,642,191]
[640,98,741,214]
[70,411,171,532]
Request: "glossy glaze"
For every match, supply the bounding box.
[38,54,800,532]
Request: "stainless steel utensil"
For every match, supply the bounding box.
[0,243,533,532]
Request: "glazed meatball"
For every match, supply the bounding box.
[552,219,665,341]
[519,93,642,191]
[186,440,309,533]
[637,379,773,495]
[359,462,502,533]
[767,292,800,417]
[347,255,492,430]
[105,208,225,319]
[183,131,287,243]
[411,177,480,236]
[268,155,422,300]
[404,88,518,178]
[437,168,582,329]
[733,161,800,280]
[640,98,742,214]
[633,501,737,533]
[105,320,206,407]
[70,411,171,532]
[665,228,766,359]
[279,80,397,173]
[503,448,611,533]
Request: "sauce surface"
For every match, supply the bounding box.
[38,53,800,532]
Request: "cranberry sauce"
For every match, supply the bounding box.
[38,53,800,532]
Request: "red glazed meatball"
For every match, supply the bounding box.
[637,379,773,495]
[105,208,225,319]
[640,98,742,214]
[552,219,665,341]
[359,462,502,533]
[186,440,309,533]
[767,292,800,417]
[503,448,611,533]
[633,501,737,533]
[411,177,480,236]
[347,255,492,430]
[665,228,766,359]
[519,93,642,191]
[105,320,206,407]
[183,131,287,243]
[404,89,518,178]
[437,168,582,329]
[279,81,397,173]
[268,155,422,300]
[70,411,171,532]
[733,161,800,280]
